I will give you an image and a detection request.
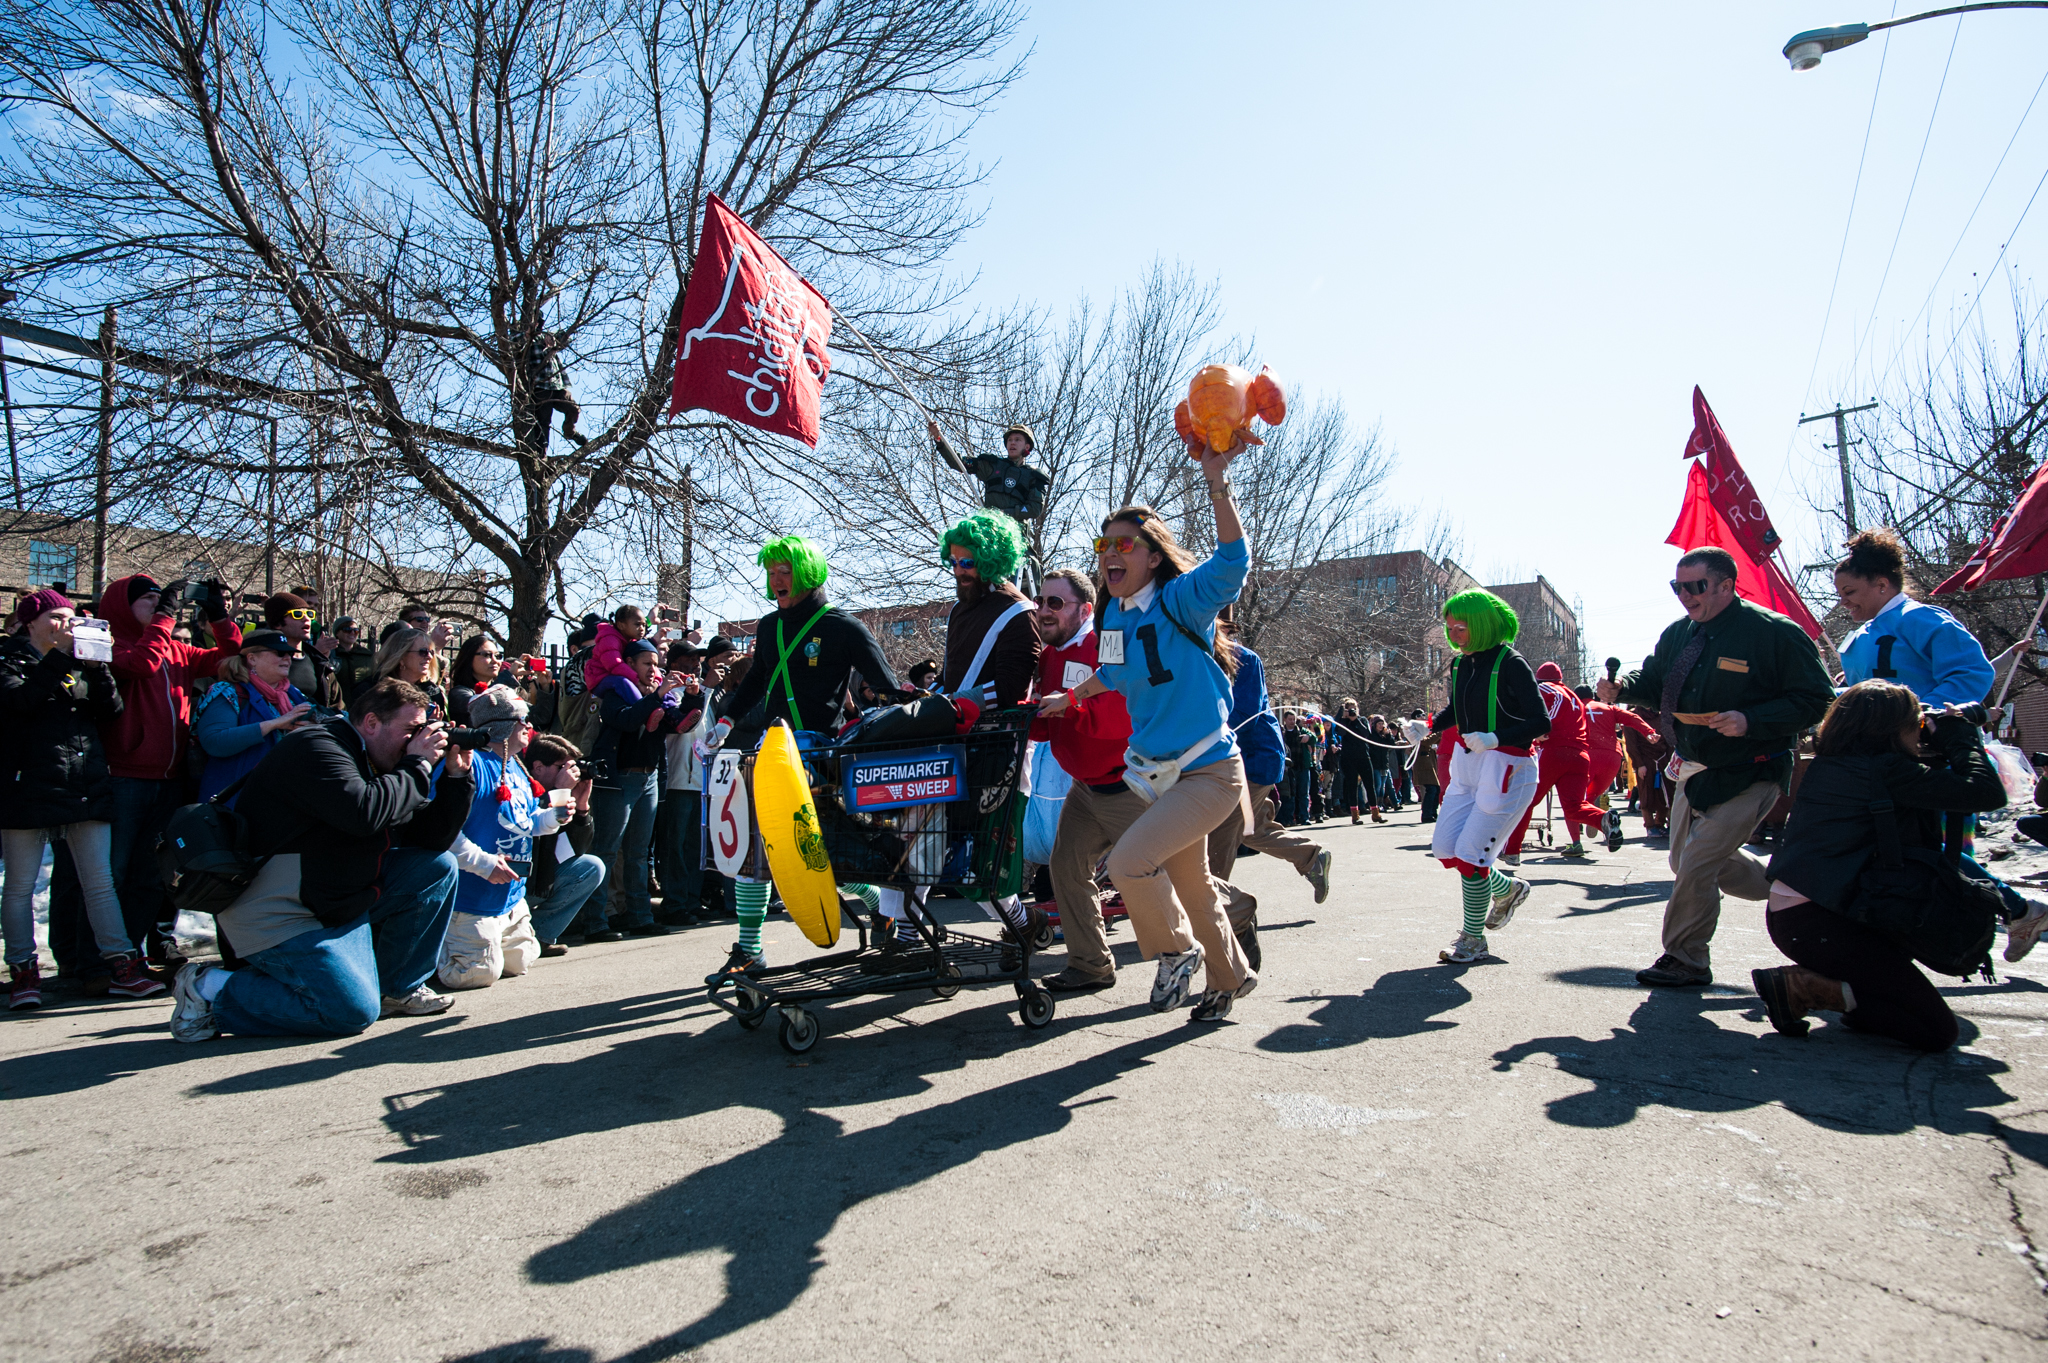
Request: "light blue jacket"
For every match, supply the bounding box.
[1098,537,1248,773]
[1839,595,1995,709]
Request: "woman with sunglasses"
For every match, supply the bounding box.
[448,634,512,725]
[1038,440,1256,1022]
[373,626,448,717]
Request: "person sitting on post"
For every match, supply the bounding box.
[165,678,476,1043]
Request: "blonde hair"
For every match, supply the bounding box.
[375,626,433,680]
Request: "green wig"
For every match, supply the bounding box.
[939,508,1026,584]
[757,534,829,600]
[1442,589,1519,654]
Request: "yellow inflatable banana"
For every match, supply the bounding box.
[753,721,840,947]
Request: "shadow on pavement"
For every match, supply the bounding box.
[1493,988,2041,1169]
[1256,966,1477,1052]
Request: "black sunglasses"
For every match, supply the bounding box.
[1670,577,1715,597]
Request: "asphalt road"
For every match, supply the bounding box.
[3,805,2045,1362]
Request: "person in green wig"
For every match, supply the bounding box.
[1425,588,1550,964]
[707,533,906,978]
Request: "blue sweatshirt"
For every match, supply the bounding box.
[454,748,541,919]
[1229,646,1285,786]
[1097,537,1248,773]
[1839,595,1994,709]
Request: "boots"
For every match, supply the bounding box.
[1371,807,1386,824]
[8,959,42,1010]
[1351,808,1362,825]
[1752,965,1846,1038]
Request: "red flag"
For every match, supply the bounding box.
[1682,386,1784,561]
[668,195,833,445]
[1667,461,1825,639]
[1929,458,2048,593]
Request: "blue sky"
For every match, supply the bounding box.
[708,0,2048,662]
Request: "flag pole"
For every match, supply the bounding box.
[833,311,972,479]
[1992,582,2048,716]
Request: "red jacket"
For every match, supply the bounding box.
[1029,625,1131,787]
[1585,701,1657,763]
[97,574,243,781]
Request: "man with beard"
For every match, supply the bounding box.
[709,535,905,975]
[937,509,1044,944]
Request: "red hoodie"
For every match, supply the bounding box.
[97,573,244,781]
[1029,623,1132,787]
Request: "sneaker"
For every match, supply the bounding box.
[8,960,43,1011]
[716,943,765,978]
[1189,989,1235,1023]
[1635,954,1711,988]
[2005,898,2048,963]
[1486,875,1531,930]
[1500,853,1521,868]
[1438,932,1489,964]
[1306,848,1333,905]
[1149,945,1203,1013]
[1560,841,1588,857]
[379,984,454,1018]
[1604,810,1624,852]
[106,952,167,999]
[168,963,218,1043]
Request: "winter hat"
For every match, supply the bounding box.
[126,576,163,604]
[621,638,659,660]
[704,633,735,659]
[466,684,530,743]
[16,588,71,628]
[263,591,309,625]
[1535,661,1564,683]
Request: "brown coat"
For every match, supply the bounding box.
[942,581,1042,708]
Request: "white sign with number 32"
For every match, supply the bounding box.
[708,750,751,876]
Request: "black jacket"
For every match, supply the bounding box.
[1766,716,2006,912]
[1431,644,1550,750]
[0,635,123,827]
[1334,717,1375,771]
[238,716,475,929]
[721,594,901,742]
[329,643,380,706]
[591,680,697,786]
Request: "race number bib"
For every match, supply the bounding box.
[1097,629,1125,665]
[708,750,751,876]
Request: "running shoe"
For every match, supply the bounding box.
[1438,932,1489,964]
[1188,989,1235,1023]
[1559,842,1588,858]
[1486,875,1531,930]
[379,984,454,1018]
[2006,897,2048,964]
[1306,848,1333,905]
[169,963,219,1043]
[1604,810,1624,852]
[1149,945,1203,1013]
[1500,853,1521,868]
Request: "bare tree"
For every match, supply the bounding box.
[0,0,1025,647]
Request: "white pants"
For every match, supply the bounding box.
[437,899,540,990]
[1431,745,1540,870]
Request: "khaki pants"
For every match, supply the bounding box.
[1663,779,1779,971]
[1205,781,1324,932]
[1048,779,1146,981]
[436,900,540,990]
[1106,757,1251,993]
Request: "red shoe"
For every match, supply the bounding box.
[106,953,167,999]
[8,960,42,1010]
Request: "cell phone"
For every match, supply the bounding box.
[658,607,681,623]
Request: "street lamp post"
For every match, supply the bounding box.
[1786,2,2048,69]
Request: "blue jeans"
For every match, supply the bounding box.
[530,854,607,943]
[590,771,660,928]
[658,790,703,912]
[1283,763,1313,825]
[212,848,458,1038]
[109,775,185,949]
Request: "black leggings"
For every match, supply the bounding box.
[1766,903,1958,1052]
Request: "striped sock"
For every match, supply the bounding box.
[844,883,882,914]
[1488,868,1515,902]
[895,917,922,944]
[1461,873,1490,938]
[735,879,769,958]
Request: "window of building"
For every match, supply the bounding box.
[889,620,914,638]
[28,541,75,590]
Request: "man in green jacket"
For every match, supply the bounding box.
[1598,547,1832,988]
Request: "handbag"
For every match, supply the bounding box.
[1841,785,2000,980]
[155,771,268,917]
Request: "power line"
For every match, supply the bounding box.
[1924,154,2048,379]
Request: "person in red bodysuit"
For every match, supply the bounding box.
[1503,662,1610,860]
[1575,684,1659,850]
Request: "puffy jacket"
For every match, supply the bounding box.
[0,633,124,827]
[97,573,242,781]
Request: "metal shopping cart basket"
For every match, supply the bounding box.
[703,706,1054,1053]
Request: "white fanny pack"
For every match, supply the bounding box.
[1122,725,1226,806]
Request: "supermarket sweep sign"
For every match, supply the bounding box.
[843,746,966,811]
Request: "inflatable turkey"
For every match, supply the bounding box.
[1174,363,1286,455]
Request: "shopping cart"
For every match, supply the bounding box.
[703,707,1054,1053]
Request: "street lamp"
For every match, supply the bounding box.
[1786,3,2048,70]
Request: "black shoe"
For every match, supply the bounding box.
[540,942,569,958]
[583,928,627,944]
[625,922,679,937]
[1041,967,1114,993]
[559,933,588,947]
[716,942,765,978]
[1751,967,1809,1037]
[656,910,701,927]
[1636,953,1711,988]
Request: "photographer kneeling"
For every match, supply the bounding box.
[167,678,475,1043]
[1755,681,2007,1051]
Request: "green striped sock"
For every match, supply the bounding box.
[1461,873,1490,938]
[1488,868,1514,902]
[844,883,882,914]
[735,879,770,957]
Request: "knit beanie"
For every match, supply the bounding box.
[263,591,308,625]
[16,588,71,628]
[466,684,530,744]
[126,576,162,604]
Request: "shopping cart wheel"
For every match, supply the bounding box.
[932,963,963,1000]
[1018,986,1055,1030]
[735,983,766,1031]
[779,1007,819,1054]
[1028,916,1057,952]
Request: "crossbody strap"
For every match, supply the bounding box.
[766,602,833,731]
[958,598,1033,696]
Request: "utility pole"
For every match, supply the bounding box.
[1799,400,1878,535]
[0,283,20,510]
[93,306,116,600]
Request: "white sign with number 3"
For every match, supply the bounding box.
[708,750,752,876]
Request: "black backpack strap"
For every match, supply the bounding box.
[1867,792,1905,869]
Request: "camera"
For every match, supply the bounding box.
[442,725,492,750]
[658,606,681,624]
